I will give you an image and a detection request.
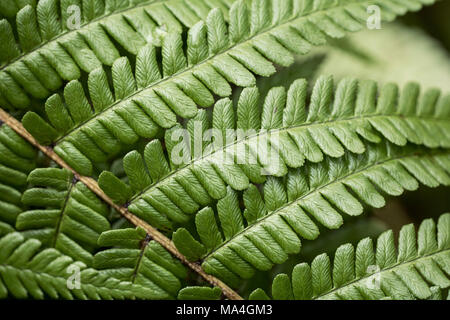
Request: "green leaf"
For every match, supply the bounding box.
[172,228,206,261]
[98,171,133,205]
[176,142,450,287]
[251,213,450,300]
[272,274,294,300]
[1,0,235,108]
[17,168,110,265]
[248,288,270,300]
[0,232,156,300]
[94,228,187,299]
[17,1,443,174]
[178,286,222,300]
[0,125,37,230]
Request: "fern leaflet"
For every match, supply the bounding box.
[95,77,450,233]
[0,124,37,232]
[16,168,111,265]
[0,0,234,109]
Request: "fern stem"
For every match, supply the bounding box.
[51,178,76,248]
[0,107,243,300]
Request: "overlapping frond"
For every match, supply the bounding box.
[0,232,155,299]
[93,227,188,299]
[171,142,450,287]
[0,0,235,109]
[95,77,450,233]
[16,168,110,265]
[18,0,440,174]
[0,124,37,233]
[249,213,450,300]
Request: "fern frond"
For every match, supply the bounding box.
[95,77,450,232]
[0,124,37,233]
[93,227,188,299]
[249,213,450,300]
[16,167,110,265]
[0,232,155,299]
[0,0,234,109]
[18,0,439,173]
[172,142,450,287]
[0,108,242,300]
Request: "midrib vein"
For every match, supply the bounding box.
[51,178,76,247]
[131,234,151,283]
[0,108,243,300]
